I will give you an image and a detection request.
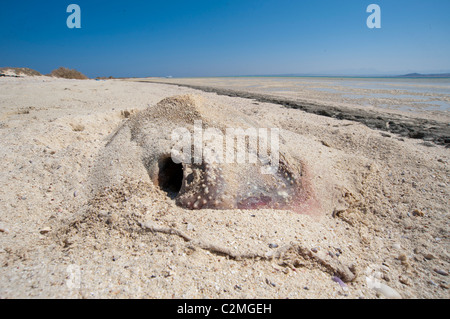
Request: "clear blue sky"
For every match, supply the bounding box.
[1,0,449,77]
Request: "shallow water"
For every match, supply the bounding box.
[150,76,450,117]
[238,77,450,112]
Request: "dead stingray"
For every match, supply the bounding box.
[96,95,319,213]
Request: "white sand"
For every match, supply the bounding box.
[0,76,448,298]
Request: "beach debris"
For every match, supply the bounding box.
[424,253,436,260]
[412,209,424,217]
[39,227,52,234]
[375,283,402,299]
[265,278,276,287]
[279,245,357,282]
[0,225,9,234]
[121,110,131,118]
[70,123,85,132]
[140,222,357,281]
[162,269,175,278]
[332,276,348,291]
[421,141,435,147]
[366,276,402,299]
[399,275,411,286]
[434,269,448,276]
[120,109,137,118]
[397,253,411,268]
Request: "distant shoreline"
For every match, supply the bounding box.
[3,66,450,80]
[135,78,450,147]
[167,74,450,80]
[396,73,450,78]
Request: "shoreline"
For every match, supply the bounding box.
[134,79,450,147]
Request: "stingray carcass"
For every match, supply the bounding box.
[99,95,318,213]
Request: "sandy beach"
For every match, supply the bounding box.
[0,75,449,299]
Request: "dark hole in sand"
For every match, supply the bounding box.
[158,157,183,199]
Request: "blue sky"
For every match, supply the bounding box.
[1,0,449,77]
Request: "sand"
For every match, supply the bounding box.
[0,76,448,299]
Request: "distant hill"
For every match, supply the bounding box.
[399,73,450,78]
[0,67,42,77]
[1,66,89,79]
